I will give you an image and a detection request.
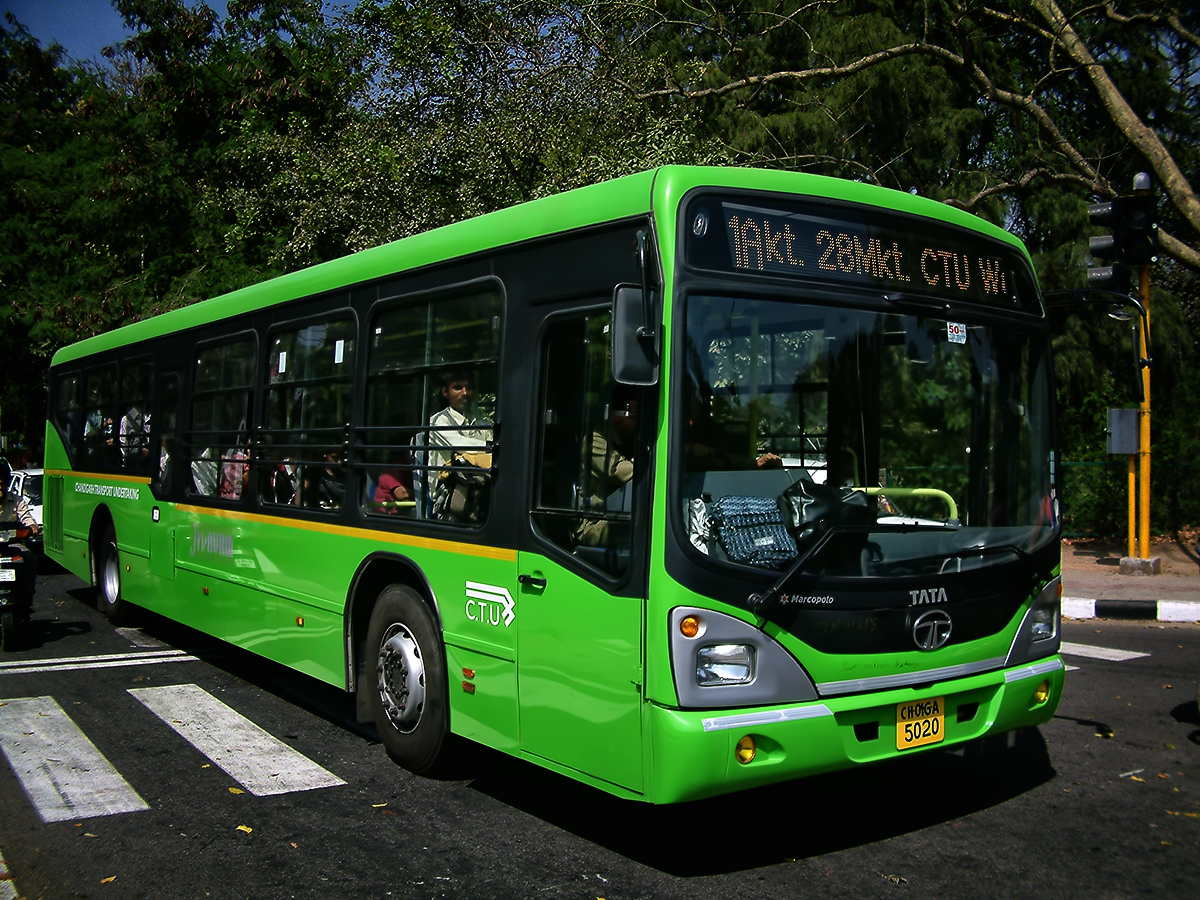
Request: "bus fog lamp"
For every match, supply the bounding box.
[696,644,756,686]
[735,735,756,764]
[1033,680,1051,704]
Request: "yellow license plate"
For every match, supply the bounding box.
[896,696,945,750]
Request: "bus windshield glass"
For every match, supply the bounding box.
[680,295,1056,578]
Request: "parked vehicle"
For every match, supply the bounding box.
[7,468,43,552]
[0,521,35,650]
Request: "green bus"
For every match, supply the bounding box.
[44,166,1064,803]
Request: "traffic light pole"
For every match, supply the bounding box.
[1137,263,1151,559]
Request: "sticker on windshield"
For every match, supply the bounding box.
[947,322,967,344]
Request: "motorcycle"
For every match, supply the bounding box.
[0,520,35,651]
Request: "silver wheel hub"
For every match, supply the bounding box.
[102,544,120,606]
[377,623,425,733]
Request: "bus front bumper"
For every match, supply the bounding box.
[646,657,1064,804]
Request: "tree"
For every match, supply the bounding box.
[602,0,1200,270]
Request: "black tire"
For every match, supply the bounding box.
[0,609,16,652]
[365,584,449,774]
[97,524,131,625]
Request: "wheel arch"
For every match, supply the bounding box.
[343,551,441,695]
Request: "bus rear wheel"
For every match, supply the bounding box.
[365,585,449,774]
[97,524,130,625]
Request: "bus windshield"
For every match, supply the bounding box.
[679,295,1056,578]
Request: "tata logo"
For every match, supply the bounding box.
[465,582,515,628]
[912,610,953,650]
[909,587,949,606]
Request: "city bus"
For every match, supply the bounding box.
[44,166,1065,803]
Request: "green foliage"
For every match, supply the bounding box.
[0,1,1196,533]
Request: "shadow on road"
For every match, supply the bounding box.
[1170,699,1200,727]
[29,575,1057,876]
[465,727,1055,876]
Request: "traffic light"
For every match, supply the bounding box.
[1121,191,1157,265]
[1086,177,1158,293]
[1087,197,1131,293]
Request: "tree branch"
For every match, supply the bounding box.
[1030,0,1200,239]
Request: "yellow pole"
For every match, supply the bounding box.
[1137,264,1151,558]
[1127,454,1137,558]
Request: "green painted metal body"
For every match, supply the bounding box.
[45,166,1063,804]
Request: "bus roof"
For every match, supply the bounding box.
[51,166,1028,366]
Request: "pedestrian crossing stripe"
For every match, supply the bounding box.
[129,684,346,796]
[0,685,345,823]
[1059,641,1150,662]
[0,695,150,823]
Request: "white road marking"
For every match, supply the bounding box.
[129,684,345,796]
[1060,641,1149,662]
[0,650,197,676]
[115,627,169,649]
[0,696,149,823]
[0,844,20,900]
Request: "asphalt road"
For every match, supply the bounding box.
[0,565,1197,900]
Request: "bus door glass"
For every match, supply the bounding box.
[517,307,646,794]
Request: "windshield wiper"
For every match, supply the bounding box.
[749,522,937,618]
[904,542,1031,572]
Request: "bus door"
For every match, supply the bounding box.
[516,307,647,794]
[148,371,180,582]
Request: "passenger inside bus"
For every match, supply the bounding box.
[304,449,345,510]
[574,387,637,548]
[427,371,492,521]
[119,404,152,464]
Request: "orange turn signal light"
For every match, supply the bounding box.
[680,615,701,638]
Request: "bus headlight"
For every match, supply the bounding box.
[696,644,756,686]
[1031,604,1056,641]
[1004,576,1062,667]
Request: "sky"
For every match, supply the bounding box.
[1,1,237,63]
[4,1,134,62]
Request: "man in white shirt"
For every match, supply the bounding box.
[427,372,493,519]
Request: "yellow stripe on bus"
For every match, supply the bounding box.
[174,504,517,562]
[48,470,152,484]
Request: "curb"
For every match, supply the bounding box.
[1063,596,1200,623]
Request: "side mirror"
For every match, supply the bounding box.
[612,285,659,386]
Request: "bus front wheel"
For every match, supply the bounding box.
[365,585,449,774]
[97,524,130,625]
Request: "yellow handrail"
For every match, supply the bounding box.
[850,486,958,520]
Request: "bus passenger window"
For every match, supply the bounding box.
[53,374,81,460]
[119,360,154,471]
[190,337,255,499]
[154,374,179,494]
[363,289,500,523]
[262,317,355,510]
[83,367,118,466]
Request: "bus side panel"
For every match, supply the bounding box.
[444,645,518,752]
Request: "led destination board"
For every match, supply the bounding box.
[684,196,1037,308]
